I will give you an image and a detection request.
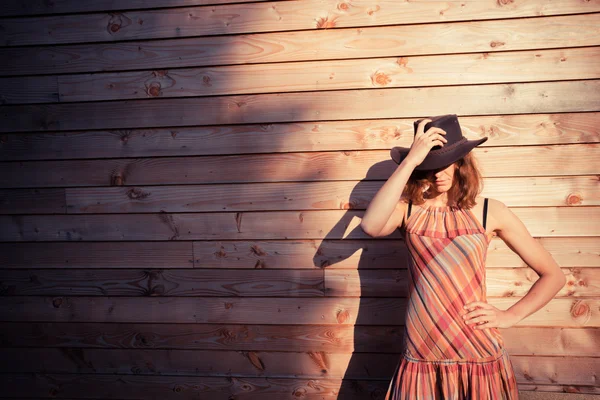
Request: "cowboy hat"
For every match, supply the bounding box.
[391,114,488,171]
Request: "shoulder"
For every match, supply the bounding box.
[478,197,508,233]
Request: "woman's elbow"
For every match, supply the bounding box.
[360,222,380,237]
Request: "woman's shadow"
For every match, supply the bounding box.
[312,157,413,399]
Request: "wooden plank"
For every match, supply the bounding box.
[2,143,600,188]
[0,75,58,104]
[2,0,599,46]
[60,176,600,214]
[3,80,600,133]
[0,269,326,297]
[0,242,193,269]
[2,322,597,357]
[0,188,65,213]
[0,296,597,327]
[0,207,598,241]
[0,373,598,399]
[1,112,598,161]
[0,267,597,297]
[52,47,600,103]
[194,237,600,270]
[0,0,278,17]
[0,348,598,387]
[0,237,595,270]
[1,14,598,76]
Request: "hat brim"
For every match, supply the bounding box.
[391,137,488,171]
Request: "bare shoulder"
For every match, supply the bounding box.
[480,197,506,235]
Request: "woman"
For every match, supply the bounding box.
[360,114,566,399]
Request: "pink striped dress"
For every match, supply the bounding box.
[385,199,520,399]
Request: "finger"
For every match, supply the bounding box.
[463,309,490,319]
[465,311,491,321]
[474,321,494,329]
[464,301,490,310]
[467,315,492,324]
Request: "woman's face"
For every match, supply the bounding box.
[423,162,457,193]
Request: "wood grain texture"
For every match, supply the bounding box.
[0,242,193,269]
[0,322,596,357]
[63,176,600,213]
[0,267,596,298]
[0,347,598,386]
[2,0,599,46]
[2,237,596,270]
[1,144,599,188]
[0,373,596,399]
[0,175,596,214]
[2,112,598,161]
[3,80,600,133]
[0,207,598,241]
[0,0,279,17]
[0,296,597,326]
[1,13,598,76]
[18,46,597,103]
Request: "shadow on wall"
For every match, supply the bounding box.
[313,158,408,399]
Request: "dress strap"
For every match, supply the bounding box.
[483,197,488,230]
[407,200,412,219]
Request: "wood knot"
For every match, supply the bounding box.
[337,2,349,11]
[566,193,582,206]
[336,308,350,323]
[497,0,514,5]
[107,13,131,35]
[224,302,234,309]
[367,5,381,16]
[316,16,337,29]
[111,173,124,186]
[371,71,391,87]
[214,247,227,258]
[490,41,505,48]
[250,244,267,256]
[570,300,591,323]
[52,297,63,308]
[202,75,212,86]
[146,82,161,97]
[126,187,151,200]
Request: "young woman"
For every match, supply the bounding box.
[360,114,566,399]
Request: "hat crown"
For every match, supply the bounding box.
[413,114,464,151]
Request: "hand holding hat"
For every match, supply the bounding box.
[391,114,488,171]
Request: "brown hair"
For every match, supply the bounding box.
[401,152,484,210]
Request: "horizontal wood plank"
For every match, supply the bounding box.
[2,237,597,270]
[1,372,597,399]
[0,242,193,268]
[0,75,58,104]
[0,267,596,297]
[193,237,600,270]
[1,112,599,161]
[0,347,598,387]
[60,176,600,214]
[0,207,598,241]
[2,322,597,357]
[0,0,278,17]
[0,296,597,327]
[2,1,600,46]
[0,47,590,104]
[1,14,598,76]
[3,80,600,133]
[0,188,65,214]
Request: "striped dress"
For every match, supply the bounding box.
[385,199,520,399]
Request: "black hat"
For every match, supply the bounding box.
[390,114,488,171]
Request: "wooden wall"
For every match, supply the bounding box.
[0,0,599,398]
